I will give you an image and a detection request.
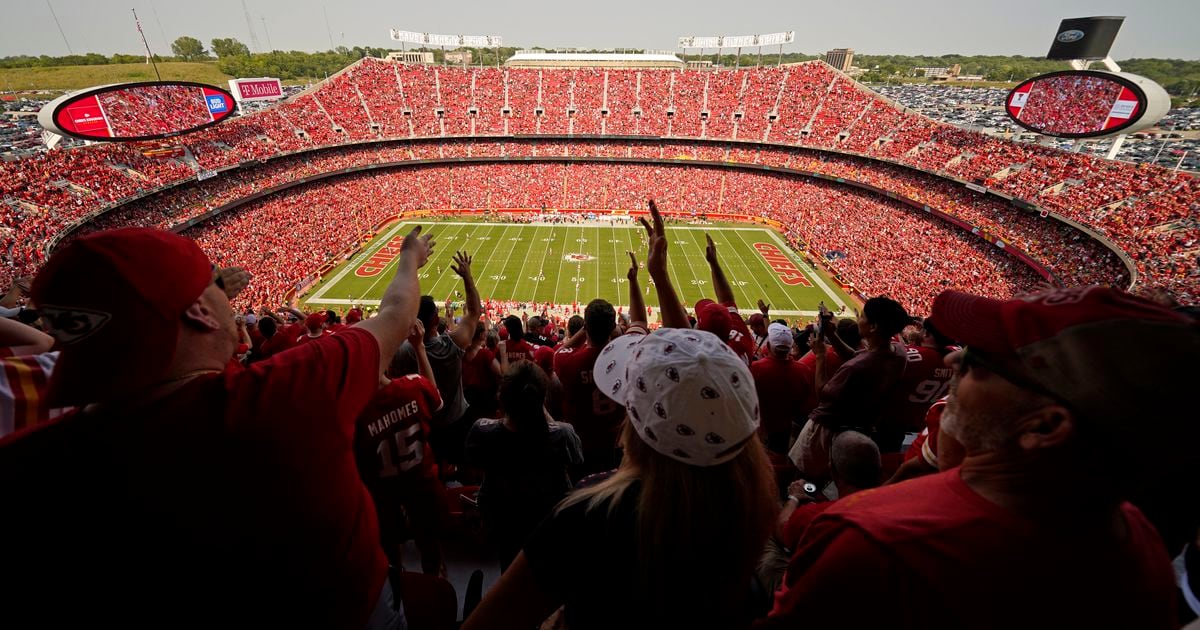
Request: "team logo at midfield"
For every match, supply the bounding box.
[565,253,595,262]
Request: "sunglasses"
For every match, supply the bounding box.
[958,347,1062,403]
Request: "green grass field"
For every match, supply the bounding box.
[303,218,855,319]
[0,62,233,92]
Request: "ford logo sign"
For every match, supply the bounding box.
[1056,29,1085,43]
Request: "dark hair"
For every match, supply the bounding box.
[835,318,861,349]
[503,315,524,339]
[257,317,277,338]
[584,299,616,344]
[863,297,910,339]
[417,296,438,327]
[499,362,549,435]
[921,317,956,349]
[567,315,584,336]
[324,310,340,325]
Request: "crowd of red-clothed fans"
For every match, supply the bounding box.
[1016,74,1125,136]
[0,60,1194,306]
[1,197,1197,628]
[98,85,216,138]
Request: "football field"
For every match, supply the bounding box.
[304,219,854,319]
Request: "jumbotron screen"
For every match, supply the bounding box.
[1005,70,1145,138]
[47,81,236,141]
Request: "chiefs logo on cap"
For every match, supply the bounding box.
[37,305,111,345]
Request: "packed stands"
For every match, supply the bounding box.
[1017,74,1125,135]
[1,59,1194,303]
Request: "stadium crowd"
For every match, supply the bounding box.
[1016,74,1126,136]
[165,162,1048,315]
[0,60,1195,303]
[1,199,1196,629]
[98,85,216,138]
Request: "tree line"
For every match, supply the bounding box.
[3,40,1197,97]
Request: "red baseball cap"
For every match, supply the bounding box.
[304,312,327,331]
[533,345,555,374]
[345,308,363,324]
[32,228,214,407]
[747,313,766,328]
[694,299,732,343]
[929,286,1199,440]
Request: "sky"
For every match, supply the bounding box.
[3,0,1198,59]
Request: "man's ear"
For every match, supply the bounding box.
[1017,405,1075,451]
[183,300,222,332]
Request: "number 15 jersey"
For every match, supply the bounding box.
[354,374,444,482]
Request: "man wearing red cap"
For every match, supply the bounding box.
[764,286,1197,629]
[693,234,756,360]
[0,226,434,629]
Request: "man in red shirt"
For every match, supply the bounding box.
[555,252,648,476]
[764,286,1197,629]
[1,226,433,629]
[356,320,445,576]
[294,311,329,345]
[750,322,815,456]
[693,235,756,360]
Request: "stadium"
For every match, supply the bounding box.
[2,11,1199,630]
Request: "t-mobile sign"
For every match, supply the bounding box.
[228,78,284,102]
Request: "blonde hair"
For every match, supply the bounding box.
[559,419,778,619]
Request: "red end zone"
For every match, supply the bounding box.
[753,242,813,287]
[355,236,406,277]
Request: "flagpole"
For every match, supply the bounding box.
[132,8,162,81]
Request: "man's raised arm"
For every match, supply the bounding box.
[627,251,647,329]
[358,227,435,374]
[641,200,689,329]
[448,251,481,349]
[704,234,737,307]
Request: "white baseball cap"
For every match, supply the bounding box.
[593,328,760,467]
[767,322,793,353]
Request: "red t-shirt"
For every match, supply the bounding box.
[765,469,1178,629]
[462,347,497,392]
[749,356,816,438]
[554,342,626,452]
[294,330,330,346]
[779,500,835,551]
[798,345,844,375]
[259,321,304,357]
[503,338,536,364]
[355,374,443,482]
[0,328,386,628]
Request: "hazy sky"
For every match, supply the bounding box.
[4,0,1198,59]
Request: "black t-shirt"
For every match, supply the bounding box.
[523,482,755,630]
[464,417,583,520]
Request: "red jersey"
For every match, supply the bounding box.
[799,345,845,375]
[503,338,536,363]
[553,342,625,451]
[355,374,443,482]
[462,347,498,392]
[722,303,757,359]
[765,469,1178,629]
[294,330,330,346]
[885,345,953,433]
[749,356,816,439]
[0,328,387,628]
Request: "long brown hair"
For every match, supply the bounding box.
[560,419,778,620]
